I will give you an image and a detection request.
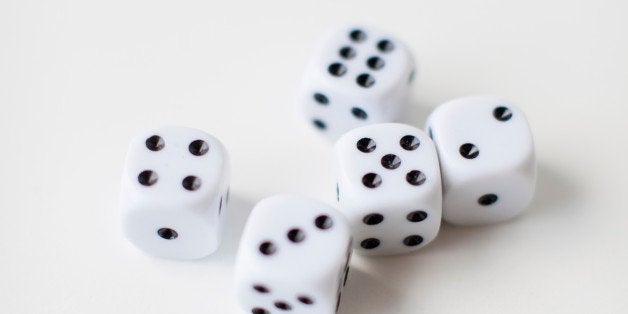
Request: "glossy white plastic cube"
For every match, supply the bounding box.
[333,123,442,256]
[425,96,536,225]
[120,126,230,260]
[234,195,352,314]
[299,25,416,140]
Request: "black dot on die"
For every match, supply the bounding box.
[406,170,426,186]
[312,119,327,130]
[403,235,424,247]
[400,135,420,151]
[363,213,384,225]
[259,241,277,256]
[377,39,395,53]
[356,138,376,153]
[313,93,329,105]
[356,73,375,88]
[287,228,306,243]
[362,173,382,188]
[339,46,356,59]
[460,143,480,159]
[157,228,178,240]
[298,296,314,305]
[182,176,202,191]
[188,140,209,156]
[138,170,158,186]
[315,215,334,230]
[253,285,270,294]
[381,154,401,170]
[367,56,385,70]
[360,238,381,249]
[328,62,347,77]
[494,106,513,121]
[349,29,367,42]
[274,301,292,311]
[251,308,269,314]
[407,210,428,222]
[145,135,165,151]
[351,107,368,120]
[478,194,499,206]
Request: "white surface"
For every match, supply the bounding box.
[0,0,627,313]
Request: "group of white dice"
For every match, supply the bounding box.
[119,25,537,314]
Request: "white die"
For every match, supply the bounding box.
[425,96,537,225]
[333,123,442,256]
[120,126,230,260]
[234,195,352,314]
[299,25,416,141]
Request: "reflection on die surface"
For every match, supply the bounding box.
[234,195,352,314]
[334,123,442,256]
[120,126,230,260]
[426,96,537,226]
[299,25,416,141]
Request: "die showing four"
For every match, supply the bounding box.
[234,195,352,314]
[425,96,537,225]
[299,25,416,140]
[334,123,443,256]
[120,126,230,260]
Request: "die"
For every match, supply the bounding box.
[120,126,230,260]
[333,123,442,256]
[425,96,536,225]
[299,25,416,140]
[234,195,352,314]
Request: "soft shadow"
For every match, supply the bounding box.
[525,161,580,216]
[338,263,403,314]
[202,194,255,264]
[400,95,436,128]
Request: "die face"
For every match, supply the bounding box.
[425,96,537,225]
[120,126,230,259]
[235,195,352,314]
[334,123,442,256]
[300,25,415,140]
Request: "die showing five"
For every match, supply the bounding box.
[299,25,416,140]
[334,123,443,256]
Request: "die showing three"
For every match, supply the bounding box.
[234,195,352,314]
[426,96,537,225]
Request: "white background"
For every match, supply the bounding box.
[1,0,627,313]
